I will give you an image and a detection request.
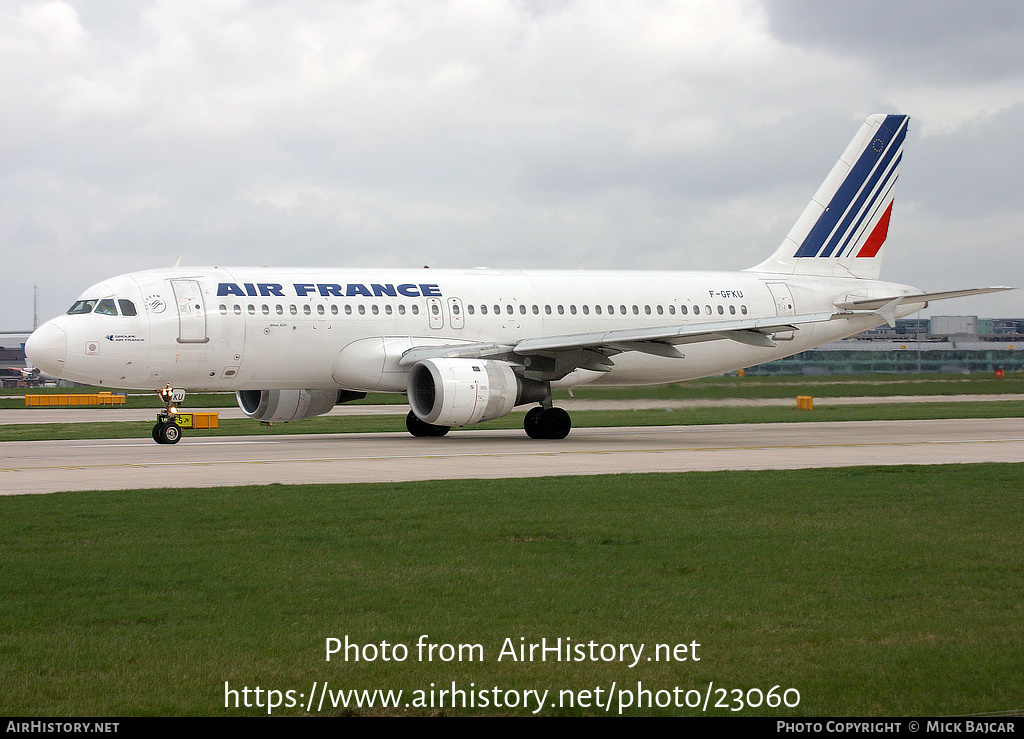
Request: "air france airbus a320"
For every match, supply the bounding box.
[26,115,1010,443]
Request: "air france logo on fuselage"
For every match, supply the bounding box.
[106,334,144,342]
[217,282,443,298]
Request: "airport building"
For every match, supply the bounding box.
[744,317,1024,375]
[1,331,32,387]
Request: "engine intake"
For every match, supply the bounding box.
[236,389,364,423]
[407,358,545,427]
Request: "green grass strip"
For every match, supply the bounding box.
[2,464,1022,716]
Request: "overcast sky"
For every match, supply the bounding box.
[3,0,1023,328]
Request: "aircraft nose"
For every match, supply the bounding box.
[25,322,67,377]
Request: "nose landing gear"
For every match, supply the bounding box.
[152,384,186,445]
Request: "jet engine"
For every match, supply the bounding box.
[236,389,364,423]
[407,358,546,427]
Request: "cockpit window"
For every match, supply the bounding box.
[94,299,118,316]
[67,299,98,315]
[118,299,137,316]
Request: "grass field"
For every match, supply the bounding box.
[2,465,1022,716]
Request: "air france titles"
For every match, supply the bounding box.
[217,282,442,298]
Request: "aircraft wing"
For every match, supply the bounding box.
[399,311,838,378]
[399,286,1013,379]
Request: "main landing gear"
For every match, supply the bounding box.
[406,410,450,437]
[152,384,184,445]
[524,406,571,439]
[405,406,571,439]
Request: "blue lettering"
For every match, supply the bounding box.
[218,283,245,297]
[317,284,344,297]
[223,279,443,298]
[258,283,284,297]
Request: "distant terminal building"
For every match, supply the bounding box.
[746,316,1024,375]
[1,331,33,387]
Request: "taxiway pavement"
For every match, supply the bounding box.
[2,417,1022,495]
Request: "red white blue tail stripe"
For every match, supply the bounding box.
[793,114,907,260]
[749,114,909,280]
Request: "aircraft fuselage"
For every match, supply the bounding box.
[28,265,920,392]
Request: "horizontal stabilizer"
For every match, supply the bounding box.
[834,287,1014,311]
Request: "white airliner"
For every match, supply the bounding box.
[26,114,1009,443]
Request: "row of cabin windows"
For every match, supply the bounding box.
[220,302,750,318]
[467,303,749,317]
[220,303,422,317]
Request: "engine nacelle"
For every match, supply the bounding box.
[236,389,362,423]
[407,358,546,427]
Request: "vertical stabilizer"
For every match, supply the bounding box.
[748,114,909,280]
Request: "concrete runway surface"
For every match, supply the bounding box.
[2,417,1022,496]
